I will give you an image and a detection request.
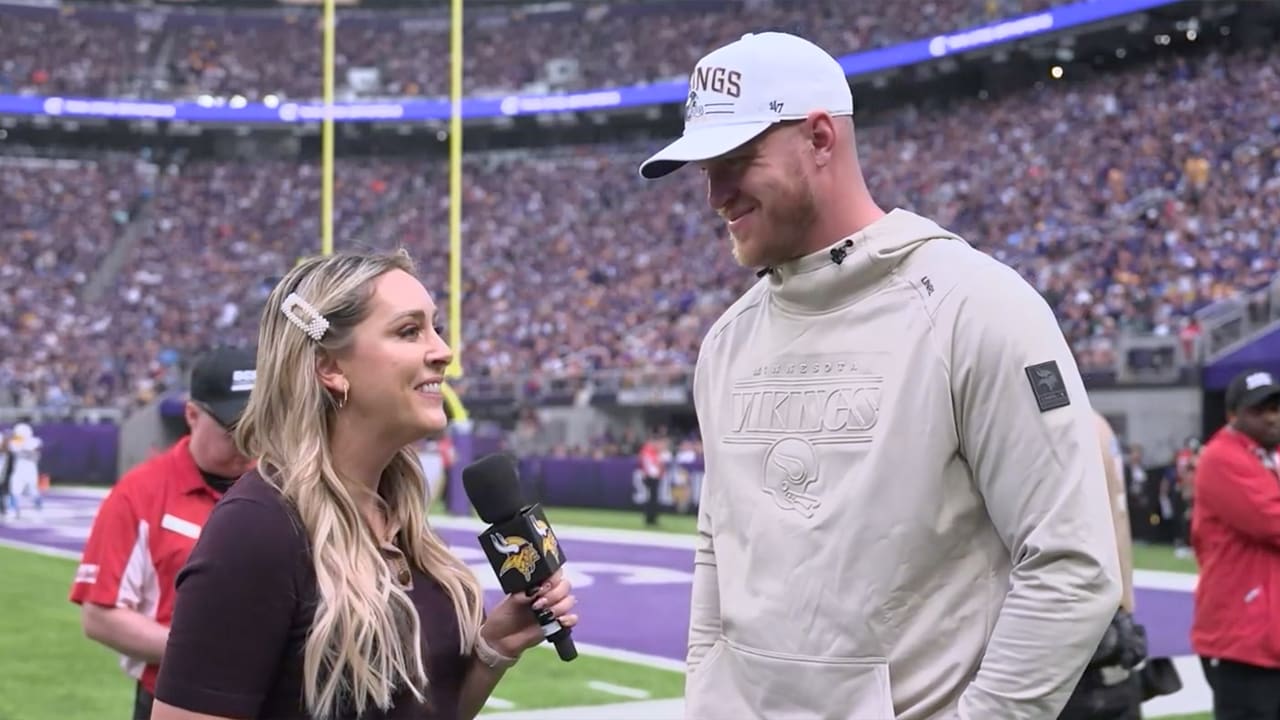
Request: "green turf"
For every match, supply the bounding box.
[0,542,1204,719]
[536,505,699,535]
[1131,542,1199,574]
[483,646,682,713]
[0,546,682,720]
[0,546,135,720]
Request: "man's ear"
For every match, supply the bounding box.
[807,111,839,168]
[316,351,346,396]
[183,401,201,432]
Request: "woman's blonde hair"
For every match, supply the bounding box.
[234,248,484,719]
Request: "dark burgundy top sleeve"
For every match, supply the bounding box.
[154,490,305,718]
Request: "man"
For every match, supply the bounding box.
[1173,437,1201,558]
[1059,412,1148,720]
[1124,443,1152,542]
[0,426,11,520]
[638,431,669,526]
[639,32,1121,719]
[69,346,257,720]
[1191,368,1280,720]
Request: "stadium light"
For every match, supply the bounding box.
[1050,65,1065,79]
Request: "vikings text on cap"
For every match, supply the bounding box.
[691,66,742,98]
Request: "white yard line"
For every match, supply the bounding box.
[529,641,685,673]
[484,658,1211,719]
[45,486,112,499]
[484,698,682,719]
[0,537,81,561]
[587,681,651,700]
[1133,569,1197,592]
[430,514,698,550]
[1143,654,1212,718]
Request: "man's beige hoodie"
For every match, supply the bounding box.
[685,209,1122,719]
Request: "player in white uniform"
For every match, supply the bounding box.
[0,428,10,519]
[6,422,44,518]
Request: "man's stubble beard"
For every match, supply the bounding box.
[730,173,819,270]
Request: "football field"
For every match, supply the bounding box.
[0,488,1211,719]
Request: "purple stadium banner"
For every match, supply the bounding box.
[9,421,120,487]
[26,417,694,514]
[1202,323,1280,389]
[446,424,475,516]
[0,0,1181,124]
[517,456,703,513]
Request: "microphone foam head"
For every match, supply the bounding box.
[462,452,526,524]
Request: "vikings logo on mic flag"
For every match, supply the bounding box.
[478,503,567,595]
[533,518,559,558]
[489,534,539,583]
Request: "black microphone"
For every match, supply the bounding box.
[462,453,578,662]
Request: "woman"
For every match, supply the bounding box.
[151,250,577,720]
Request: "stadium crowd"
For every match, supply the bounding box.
[0,155,155,410]
[1,0,1067,101]
[2,43,1279,412]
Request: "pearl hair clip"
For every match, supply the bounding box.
[281,292,330,342]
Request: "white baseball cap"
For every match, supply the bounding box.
[638,32,853,180]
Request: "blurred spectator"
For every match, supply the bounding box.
[637,430,669,526]
[1189,369,1280,717]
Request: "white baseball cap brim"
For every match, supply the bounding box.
[638,120,774,180]
[638,32,853,180]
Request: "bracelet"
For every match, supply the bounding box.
[474,633,518,671]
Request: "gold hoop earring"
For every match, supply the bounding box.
[338,383,349,410]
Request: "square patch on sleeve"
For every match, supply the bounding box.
[1025,361,1071,412]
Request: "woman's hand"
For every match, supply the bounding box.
[480,570,579,659]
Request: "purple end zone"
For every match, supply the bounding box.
[3,492,1194,664]
[1134,588,1195,659]
[434,528,1197,662]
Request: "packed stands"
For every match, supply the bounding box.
[1,4,1278,412]
[3,0,1069,100]
[0,154,155,409]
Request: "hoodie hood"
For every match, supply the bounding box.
[767,208,966,314]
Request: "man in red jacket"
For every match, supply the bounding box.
[69,346,257,720]
[1191,368,1280,719]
